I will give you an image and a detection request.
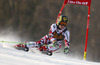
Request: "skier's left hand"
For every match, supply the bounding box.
[64,47,69,54]
[53,41,59,48]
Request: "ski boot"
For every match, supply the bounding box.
[14,44,29,52]
[38,44,52,56]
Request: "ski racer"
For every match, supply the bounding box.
[15,15,70,55]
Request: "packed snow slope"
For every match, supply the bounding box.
[0,43,100,65]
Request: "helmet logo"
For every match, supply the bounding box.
[63,17,68,21]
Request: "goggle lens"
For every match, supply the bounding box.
[59,22,67,26]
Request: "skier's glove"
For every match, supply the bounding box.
[53,41,59,48]
[64,47,69,54]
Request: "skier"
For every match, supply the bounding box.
[15,15,70,55]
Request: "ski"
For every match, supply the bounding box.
[14,46,29,52]
[41,51,52,56]
[14,44,53,56]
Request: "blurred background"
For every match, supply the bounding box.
[0,0,100,62]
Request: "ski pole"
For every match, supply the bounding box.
[0,41,27,44]
[0,41,56,47]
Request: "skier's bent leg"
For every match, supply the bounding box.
[25,41,39,48]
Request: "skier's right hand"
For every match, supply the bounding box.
[64,47,69,54]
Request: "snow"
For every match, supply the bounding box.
[0,43,100,65]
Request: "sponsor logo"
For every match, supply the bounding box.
[68,0,88,5]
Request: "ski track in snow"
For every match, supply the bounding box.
[0,43,100,65]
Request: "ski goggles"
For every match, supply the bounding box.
[59,22,67,26]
